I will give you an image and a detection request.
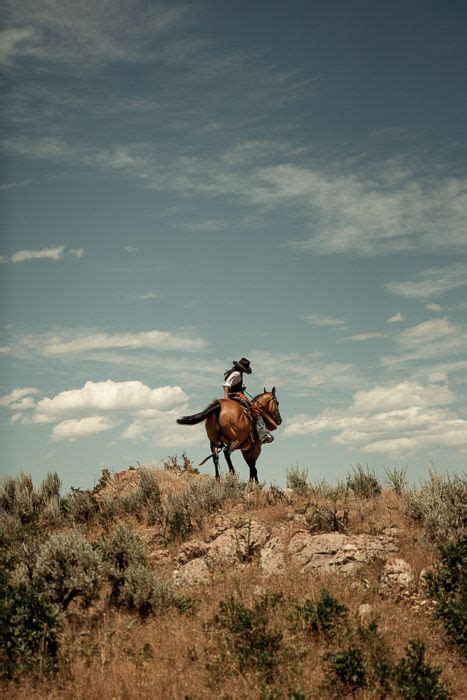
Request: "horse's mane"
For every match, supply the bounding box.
[252,390,270,402]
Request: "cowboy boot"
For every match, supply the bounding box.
[255,416,274,443]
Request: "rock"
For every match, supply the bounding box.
[176,540,208,565]
[207,520,270,565]
[259,537,286,577]
[173,557,211,586]
[148,548,171,565]
[358,603,373,621]
[380,558,414,593]
[288,532,397,575]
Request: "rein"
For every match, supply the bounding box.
[246,391,277,422]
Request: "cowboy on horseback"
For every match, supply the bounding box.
[177,360,281,482]
[223,357,275,443]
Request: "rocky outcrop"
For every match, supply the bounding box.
[379,558,415,595]
[171,521,399,586]
[288,531,398,575]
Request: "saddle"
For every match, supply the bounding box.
[229,394,259,442]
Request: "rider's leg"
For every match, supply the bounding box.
[255,416,274,443]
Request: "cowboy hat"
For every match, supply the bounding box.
[233,357,252,374]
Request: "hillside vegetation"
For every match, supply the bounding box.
[1,457,466,699]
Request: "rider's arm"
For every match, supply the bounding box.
[223,386,230,399]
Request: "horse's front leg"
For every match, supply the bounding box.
[243,444,261,484]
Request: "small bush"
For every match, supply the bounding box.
[405,469,466,543]
[286,466,309,494]
[0,570,61,679]
[395,640,450,699]
[305,502,349,534]
[97,526,148,605]
[163,452,199,474]
[138,468,163,525]
[63,488,98,524]
[425,535,466,656]
[34,531,102,610]
[347,464,381,498]
[211,593,285,684]
[0,472,63,528]
[296,589,348,638]
[385,465,408,495]
[326,646,367,691]
[120,563,175,617]
[166,476,244,542]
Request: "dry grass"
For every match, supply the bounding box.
[1,465,466,699]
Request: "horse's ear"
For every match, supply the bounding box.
[264,387,266,393]
[272,386,276,395]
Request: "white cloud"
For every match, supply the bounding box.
[0,28,37,65]
[387,312,404,323]
[69,248,84,258]
[380,318,467,370]
[125,245,138,253]
[51,415,121,441]
[339,332,389,342]
[0,178,32,190]
[41,329,207,355]
[248,350,362,393]
[302,314,346,327]
[1,0,192,70]
[255,164,467,256]
[0,386,38,407]
[386,263,467,298]
[122,408,205,447]
[10,245,64,263]
[284,381,467,455]
[11,379,197,446]
[35,380,187,422]
[137,291,160,300]
[426,303,443,312]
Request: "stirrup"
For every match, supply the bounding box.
[262,433,274,443]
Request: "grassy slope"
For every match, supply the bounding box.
[1,463,465,699]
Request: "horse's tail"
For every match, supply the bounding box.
[176,400,221,426]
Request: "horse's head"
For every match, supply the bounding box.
[258,386,282,425]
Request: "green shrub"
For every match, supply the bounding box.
[324,622,450,698]
[425,535,466,656]
[326,646,367,691]
[211,593,285,684]
[120,564,176,617]
[296,589,348,638]
[97,526,148,604]
[286,466,309,494]
[0,570,61,679]
[166,476,244,542]
[96,526,177,616]
[405,469,466,543]
[347,464,381,498]
[34,531,102,610]
[0,472,63,528]
[63,487,98,524]
[137,468,163,525]
[395,640,450,699]
[385,465,408,495]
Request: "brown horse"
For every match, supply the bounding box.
[176,388,282,482]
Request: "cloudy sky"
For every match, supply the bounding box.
[1,0,466,489]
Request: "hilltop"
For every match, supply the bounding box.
[1,458,465,698]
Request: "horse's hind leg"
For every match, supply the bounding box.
[223,445,236,475]
[211,442,220,480]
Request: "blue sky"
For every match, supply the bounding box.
[1,0,466,489]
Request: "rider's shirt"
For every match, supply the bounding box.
[223,369,245,394]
